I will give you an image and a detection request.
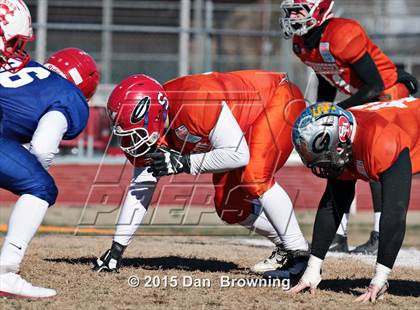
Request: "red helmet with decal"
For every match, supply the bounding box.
[0,0,34,72]
[107,74,169,157]
[44,47,99,100]
[280,0,334,38]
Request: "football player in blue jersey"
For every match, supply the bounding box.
[0,0,99,298]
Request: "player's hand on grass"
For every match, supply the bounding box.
[145,147,190,177]
[353,282,389,303]
[287,279,318,295]
[287,269,321,295]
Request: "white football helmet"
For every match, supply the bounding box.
[280,0,334,39]
[0,0,34,72]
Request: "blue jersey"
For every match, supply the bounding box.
[0,61,89,143]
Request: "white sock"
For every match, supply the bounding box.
[258,183,308,251]
[240,209,282,246]
[113,187,151,247]
[373,212,381,233]
[336,213,349,237]
[0,194,49,274]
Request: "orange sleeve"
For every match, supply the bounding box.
[165,76,223,138]
[368,125,412,180]
[329,20,368,64]
[177,89,223,137]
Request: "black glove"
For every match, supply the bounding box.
[144,148,191,177]
[397,68,419,95]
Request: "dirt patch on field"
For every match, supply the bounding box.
[1,235,419,309]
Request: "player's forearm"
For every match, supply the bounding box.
[113,167,157,247]
[189,146,249,175]
[311,179,356,260]
[376,148,411,270]
[189,101,250,175]
[29,111,68,170]
[317,74,337,102]
[338,52,384,109]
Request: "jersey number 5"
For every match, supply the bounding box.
[0,67,51,88]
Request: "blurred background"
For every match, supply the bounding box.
[24,0,420,159]
[1,1,417,219]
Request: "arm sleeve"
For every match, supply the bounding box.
[311,179,356,260]
[317,74,337,102]
[29,111,68,170]
[189,102,250,175]
[377,148,411,269]
[337,52,385,109]
[113,167,157,246]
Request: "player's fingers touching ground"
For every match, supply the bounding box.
[286,280,312,295]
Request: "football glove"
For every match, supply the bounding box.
[92,241,126,273]
[145,148,191,177]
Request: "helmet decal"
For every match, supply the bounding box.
[338,115,352,143]
[130,96,151,124]
[0,3,15,26]
[312,132,330,154]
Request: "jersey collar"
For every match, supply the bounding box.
[302,19,331,49]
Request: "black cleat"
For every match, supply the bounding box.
[93,241,126,273]
[329,234,349,253]
[262,249,309,285]
[351,231,379,255]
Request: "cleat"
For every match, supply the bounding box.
[93,241,126,273]
[250,244,288,274]
[351,231,379,255]
[262,249,309,284]
[329,234,349,253]
[0,272,56,299]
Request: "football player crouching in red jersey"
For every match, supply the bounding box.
[93,71,311,279]
[289,99,420,302]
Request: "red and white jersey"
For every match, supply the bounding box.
[339,97,420,181]
[293,18,398,96]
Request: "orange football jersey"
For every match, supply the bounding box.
[339,97,420,181]
[162,70,296,154]
[293,18,398,96]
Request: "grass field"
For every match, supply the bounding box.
[0,208,419,309]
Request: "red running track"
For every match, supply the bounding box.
[0,164,418,211]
